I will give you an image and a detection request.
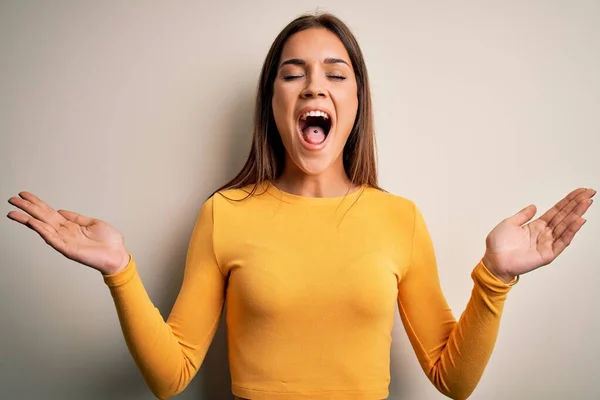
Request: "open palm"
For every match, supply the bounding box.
[483,188,595,282]
[7,191,129,275]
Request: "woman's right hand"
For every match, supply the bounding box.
[7,191,130,275]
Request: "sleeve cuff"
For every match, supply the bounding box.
[472,259,517,295]
[103,254,137,288]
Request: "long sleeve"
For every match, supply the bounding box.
[103,197,227,399]
[397,204,514,400]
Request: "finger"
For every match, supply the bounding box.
[538,188,593,225]
[27,218,68,255]
[7,210,34,225]
[58,209,93,226]
[8,195,66,229]
[552,199,593,239]
[18,191,55,212]
[509,204,537,226]
[9,209,59,240]
[538,188,586,224]
[548,189,595,230]
[7,209,59,235]
[552,218,587,258]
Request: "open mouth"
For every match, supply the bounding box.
[298,110,332,146]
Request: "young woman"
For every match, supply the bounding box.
[7,13,594,400]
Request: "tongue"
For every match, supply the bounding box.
[303,126,326,144]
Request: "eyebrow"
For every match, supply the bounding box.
[279,57,350,69]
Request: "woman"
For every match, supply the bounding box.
[6,12,594,400]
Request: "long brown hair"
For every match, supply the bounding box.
[215,13,379,196]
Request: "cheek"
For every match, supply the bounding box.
[335,88,359,138]
[271,87,282,119]
[272,86,292,128]
[271,91,286,132]
[271,88,297,151]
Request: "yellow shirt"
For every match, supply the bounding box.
[104,182,515,400]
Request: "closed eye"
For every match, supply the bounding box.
[282,74,346,81]
[283,75,304,81]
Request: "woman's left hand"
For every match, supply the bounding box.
[482,187,595,283]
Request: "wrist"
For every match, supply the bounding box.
[104,248,130,276]
[482,255,515,284]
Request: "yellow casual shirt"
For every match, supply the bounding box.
[104,182,515,400]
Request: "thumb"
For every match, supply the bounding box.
[508,204,537,226]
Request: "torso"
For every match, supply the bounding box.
[217,184,413,399]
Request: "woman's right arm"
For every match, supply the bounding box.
[7,193,226,399]
[104,197,226,399]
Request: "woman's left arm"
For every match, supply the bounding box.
[397,188,595,400]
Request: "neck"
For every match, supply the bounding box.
[275,158,357,198]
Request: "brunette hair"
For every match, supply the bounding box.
[215,13,379,196]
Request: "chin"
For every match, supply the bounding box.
[296,158,334,176]
[288,148,340,177]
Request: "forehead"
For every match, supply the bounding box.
[280,28,351,62]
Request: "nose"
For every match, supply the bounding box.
[300,76,327,99]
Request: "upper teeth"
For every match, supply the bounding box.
[301,110,329,120]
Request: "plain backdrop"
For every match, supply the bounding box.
[1,1,598,399]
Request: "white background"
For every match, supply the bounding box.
[1,1,598,399]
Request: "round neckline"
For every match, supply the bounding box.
[262,181,368,206]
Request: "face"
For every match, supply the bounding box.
[272,28,358,177]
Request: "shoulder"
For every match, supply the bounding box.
[357,188,425,252]
[211,183,267,205]
[368,187,435,229]
[205,183,272,219]
[354,187,420,232]
[363,186,417,215]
